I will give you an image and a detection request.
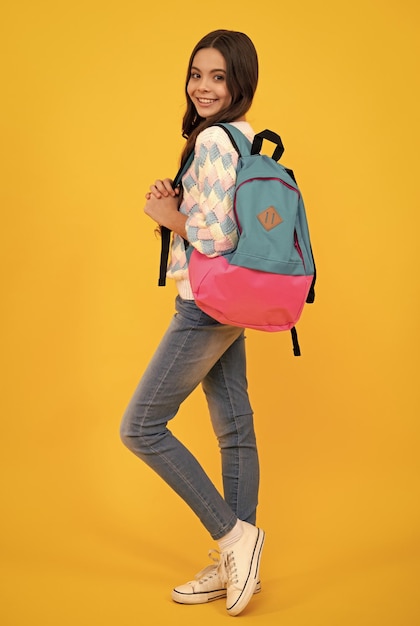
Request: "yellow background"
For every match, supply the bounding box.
[1,0,419,624]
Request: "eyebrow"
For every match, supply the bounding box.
[191,66,226,73]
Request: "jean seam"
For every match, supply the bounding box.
[218,357,241,518]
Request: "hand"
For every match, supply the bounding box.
[144,193,179,223]
[144,192,187,239]
[145,178,180,201]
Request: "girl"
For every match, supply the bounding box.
[120,29,264,617]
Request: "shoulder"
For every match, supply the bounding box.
[195,125,237,153]
[195,122,255,153]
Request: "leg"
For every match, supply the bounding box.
[120,297,244,539]
[202,334,259,526]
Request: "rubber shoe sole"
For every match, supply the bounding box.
[171,579,261,605]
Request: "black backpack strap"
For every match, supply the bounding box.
[291,327,301,357]
[251,129,284,161]
[213,123,243,156]
[307,259,316,303]
[158,226,171,286]
[286,166,315,354]
[286,166,316,305]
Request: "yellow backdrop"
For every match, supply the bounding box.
[1,0,419,624]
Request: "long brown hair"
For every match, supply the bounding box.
[180,30,259,166]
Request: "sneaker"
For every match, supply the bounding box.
[221,521,265,616]
[171,550,261,605]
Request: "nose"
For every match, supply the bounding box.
[196,76,210,92]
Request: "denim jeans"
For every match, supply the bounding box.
[120,296,259,540]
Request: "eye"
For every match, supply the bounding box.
[190,72,200,80]
[214,74,225,81]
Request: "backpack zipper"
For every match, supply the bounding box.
[236,176,300,197]
[294,231,306,269]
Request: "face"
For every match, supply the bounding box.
[187,47,232,118]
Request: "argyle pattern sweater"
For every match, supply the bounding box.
[167,121,255,299]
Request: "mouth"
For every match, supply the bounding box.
[196,97,217,105]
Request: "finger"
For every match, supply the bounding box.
[154,180,170,197]
[149,185,162,199]
[162,178,176,196]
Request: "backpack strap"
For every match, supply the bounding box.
[158,152,194,286]
[285,166,316,305]
[291,327,301,357]
[213,123,252,157]
[158,227,171,286]
[214,124,285,163]
[306,261,316,303]
[251,129,285,161]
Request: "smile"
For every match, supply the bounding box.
[197,98,216,104]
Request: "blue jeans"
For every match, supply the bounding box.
[120,296,259,540]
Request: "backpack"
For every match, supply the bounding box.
[158,123,316,356]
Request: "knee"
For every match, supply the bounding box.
[119,406,165,456]
[120,429,133,452]
[119,406,140,453]
[217,413,256,448]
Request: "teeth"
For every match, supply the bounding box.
[198,98,215,104]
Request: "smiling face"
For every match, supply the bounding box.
[187,47,232,119]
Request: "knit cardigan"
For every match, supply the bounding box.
[167,121,255,300]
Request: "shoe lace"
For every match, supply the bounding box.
[194,550,222,585]
[219,549,238,586]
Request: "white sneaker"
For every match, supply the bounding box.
[221,521,265,616]
[172,550,261,605]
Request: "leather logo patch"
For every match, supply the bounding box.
[257,206,283,231]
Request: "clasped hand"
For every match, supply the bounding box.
[144,178,187,238]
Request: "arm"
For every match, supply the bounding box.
[184,126,239,257]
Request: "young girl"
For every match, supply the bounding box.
[120,29,264,617]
